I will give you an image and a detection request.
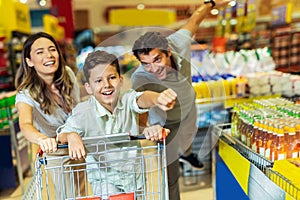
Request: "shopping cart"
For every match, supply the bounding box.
[22,132,169,200]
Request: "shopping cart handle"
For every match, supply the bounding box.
[130,128,167,140]
[37,143,68,156]
[129,135,146,140]
[58,143,68,149]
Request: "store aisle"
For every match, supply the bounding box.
[0,172,213,200]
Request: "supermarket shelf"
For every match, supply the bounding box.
[213,123,300,200]
[212,123,273,172]
[267,168,300,200]
[196,93,282,108]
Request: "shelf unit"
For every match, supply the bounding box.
[0,93,30,191]
[0,37,14,92]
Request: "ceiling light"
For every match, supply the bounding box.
[38,0,47,7]
[229,1,237,7]
[210,9,219,15]
[137,4,145,10]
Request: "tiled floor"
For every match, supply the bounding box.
[0,169,213,200]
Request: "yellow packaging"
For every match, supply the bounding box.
[193,82,211,100]
[222,79,231,97]
[200,82,211,99]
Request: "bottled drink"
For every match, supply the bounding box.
[246,118,254,148]
[256,120,265,155]
[264,121,273,160]
[270,125,278,162]
[274,125,287,161]
[295,124,300,157]
[251,120,259,152]
[240,118,248,145]
[231,105,239,138]
[287,126,298,158]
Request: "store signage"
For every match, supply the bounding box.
[0,1,31,39]
[14,2,31,34]
[109,9,176,26]
[43,14,64,40]
[271,3,292,26]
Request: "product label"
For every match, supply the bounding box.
[246,138,251,147]
[241,134,246,144]
[252,144,257,152]
[292,152,298,158]
[265,149,270,160]
[278,153,286,160]
[259,147,265,156]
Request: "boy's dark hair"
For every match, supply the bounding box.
[132,31,169,61]
[83,50,120,81]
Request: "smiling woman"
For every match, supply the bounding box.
[14,32,86,198]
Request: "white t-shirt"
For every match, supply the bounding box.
[15,66,80,138]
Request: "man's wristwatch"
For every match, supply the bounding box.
[204,0,216,8]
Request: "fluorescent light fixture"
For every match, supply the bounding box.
[137,4,145,10]
[211,9,219,15]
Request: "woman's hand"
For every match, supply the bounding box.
[38,137,58,153]
[143,125,170,141]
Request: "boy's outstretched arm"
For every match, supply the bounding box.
[57,132,87,160]
[143,125,170,141]
[137,88,177,111]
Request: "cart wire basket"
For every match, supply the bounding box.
[22,133,169,200]
[212,123,273,172]
[266,167,300,200]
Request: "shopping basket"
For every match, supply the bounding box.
[22,132,169,200]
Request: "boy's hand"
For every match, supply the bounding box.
[156,88,177,111]
[143,125,170,141]
[66,132,86,160]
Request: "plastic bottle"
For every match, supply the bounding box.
[270,125,278,162]
[240,118,248,145]
[235,76,246,98]
[231,105,240,138]
[265,121,274,160]
[295,123,300,157]
[274,125,287,161]
[251,120,259,152]
[246,117,254,148]
[258,121,268,156]
[287,126,298,158]
[256,120,265,154]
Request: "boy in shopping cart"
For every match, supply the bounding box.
[56,50,176,198]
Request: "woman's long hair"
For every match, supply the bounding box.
[15,32,77,114]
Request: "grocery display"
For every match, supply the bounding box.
[0,92,30,191]
[213,98,300,199]
[1,0,300,199]
[0,37,13,91]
